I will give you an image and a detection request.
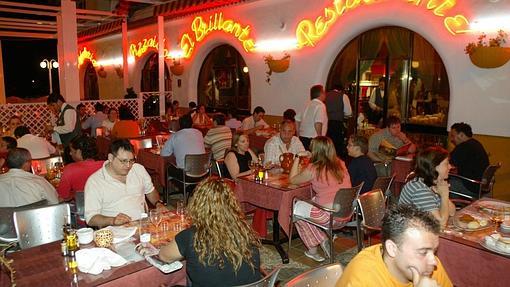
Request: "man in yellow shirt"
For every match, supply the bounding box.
[337,205,452,287]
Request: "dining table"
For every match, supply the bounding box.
[0,211,188,287]
[96,133,171,160]
[438,198,510,287]
[137,148,173,190]
[235,169,312,264]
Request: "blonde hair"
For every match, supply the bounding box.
[309,136,344,183]
[188,177,260,271]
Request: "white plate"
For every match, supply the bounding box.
[477,200,510,215]
[480,240,510,257]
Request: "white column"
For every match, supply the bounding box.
[121,19,129,91]
[56,0,79,102]
[157,16,165,116]
[0,40,6,104]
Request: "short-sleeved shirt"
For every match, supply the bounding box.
[57,160,104,200]
[82,112,108,137]
[296,98,328,138]
[399,178,441,212]
[241,116,269,131]
[368,128,405,154]
[0,169,59,207]
[84,162,154,223]
[175,227,261,287]
[204,126,232,160]
[348,155,377,194]
[336,244,452,287]
[161,128,206,168]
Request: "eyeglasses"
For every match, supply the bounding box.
[114,155,136,165]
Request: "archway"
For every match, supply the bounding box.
[327,26,450,134]
[197,44,251,113]
[140,52,171,116]
[83,60,99,100]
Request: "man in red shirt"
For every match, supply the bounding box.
[57,135,104,201]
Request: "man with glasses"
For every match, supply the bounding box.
[84,139,165,227]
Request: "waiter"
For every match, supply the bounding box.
[46,93,81,161]
[325,84,352,157]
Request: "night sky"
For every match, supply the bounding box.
[2,39,59,99]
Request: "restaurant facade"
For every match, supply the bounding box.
[75,0,509,196]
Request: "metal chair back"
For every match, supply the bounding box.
[331,183,364,220]
[374,161,391,177]
[184,152,211,177]
[480,162,502,196]
[284,263,343,287]
[212,159,226,178]
[234,265,281,287]
[74,192,85,221]
[373,175,394,198]
[358,189,386,231]
[14,203,70,249]
[0,200,48,243]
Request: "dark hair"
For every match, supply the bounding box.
[386,116,401,127]
[94,103,104,112]
[118,105,135,120]
[349,135,368,154]
[172,100,179,106]
[110,139,134,155]
[6,148,31,169]
[1,136,17,150]
[253,106,265,115]
[382,204,440,253]
[414,146,449,187]
[14,126,31,138]
[280,119,295,130]
[71,135,98,160]
[310,84,325,100]
[179,114,193,129]
[333,83,343,91]
[189,101,197,109]
[213,114,226,126]
[451,122,473,138]
[283,109,296,121]
[46,93,65,104]
[77,103,85,110]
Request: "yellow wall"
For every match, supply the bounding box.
[475,135,510,201]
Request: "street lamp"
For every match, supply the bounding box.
[40,59,59,94]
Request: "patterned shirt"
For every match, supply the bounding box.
[263,134,305,165]
[399,178,441,212]
[204,126,232,160]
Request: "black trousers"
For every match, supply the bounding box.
[299,136,313,151]
[327,120,345,157]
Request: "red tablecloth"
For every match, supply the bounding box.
[437,199,510,287]
[137,148,173,188]
[235,172,312,236]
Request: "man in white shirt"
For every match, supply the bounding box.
[241,106,269,134]
[296,84,328,150]
[82,103,108,137]
[0,148,58,207]
[264,120,305,166]
[101,108,118,136]
[326,84,353,157]
[15,126,56,159]
[84,139,165,227]
[46,93,81,147]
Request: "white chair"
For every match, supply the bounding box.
[14,203,71,249]
[234,265,281,287]
[284,263,343,287]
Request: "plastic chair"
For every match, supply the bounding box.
[372,175,395,203]
[0,200,48,244]
[284,263,343,287]
[289,183,364,263]
[167,152,211,204]
[14,203,71,250]
[449,162,502,200]
[234,265,281,287]
[357,189,386,247]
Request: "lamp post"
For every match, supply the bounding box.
[40,59,59,94]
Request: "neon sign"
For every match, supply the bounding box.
[78,47,98,67]
[179,12,256,59]
[296,0,471,48]
[129,36,171,58]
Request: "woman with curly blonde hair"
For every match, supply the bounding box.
[157,177,262,286]
[289,136,351,262]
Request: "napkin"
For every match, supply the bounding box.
[76,248,127,275]
[104,226,138,243]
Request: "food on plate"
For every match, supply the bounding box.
[496,239,510,252]
[459,214,475,223]
[479,219,488,227]
[467,221,481,229]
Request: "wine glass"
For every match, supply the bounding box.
[149,210,162,229]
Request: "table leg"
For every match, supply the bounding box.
[261,210,290,264]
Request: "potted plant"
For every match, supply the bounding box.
[465,30,510,68]
[264,53,290,84]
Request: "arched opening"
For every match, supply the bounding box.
[140,52,171,116]
[327,26,450,138]
[197,44,251,113]
[83,60,99,100]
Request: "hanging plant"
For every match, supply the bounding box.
[465,30,510,69]
[263,53,290,84]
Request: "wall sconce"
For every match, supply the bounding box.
[263,53,290,84]
[168,50,184,76]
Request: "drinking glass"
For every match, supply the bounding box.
[149,210,162,228]
[176,200,185,218]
